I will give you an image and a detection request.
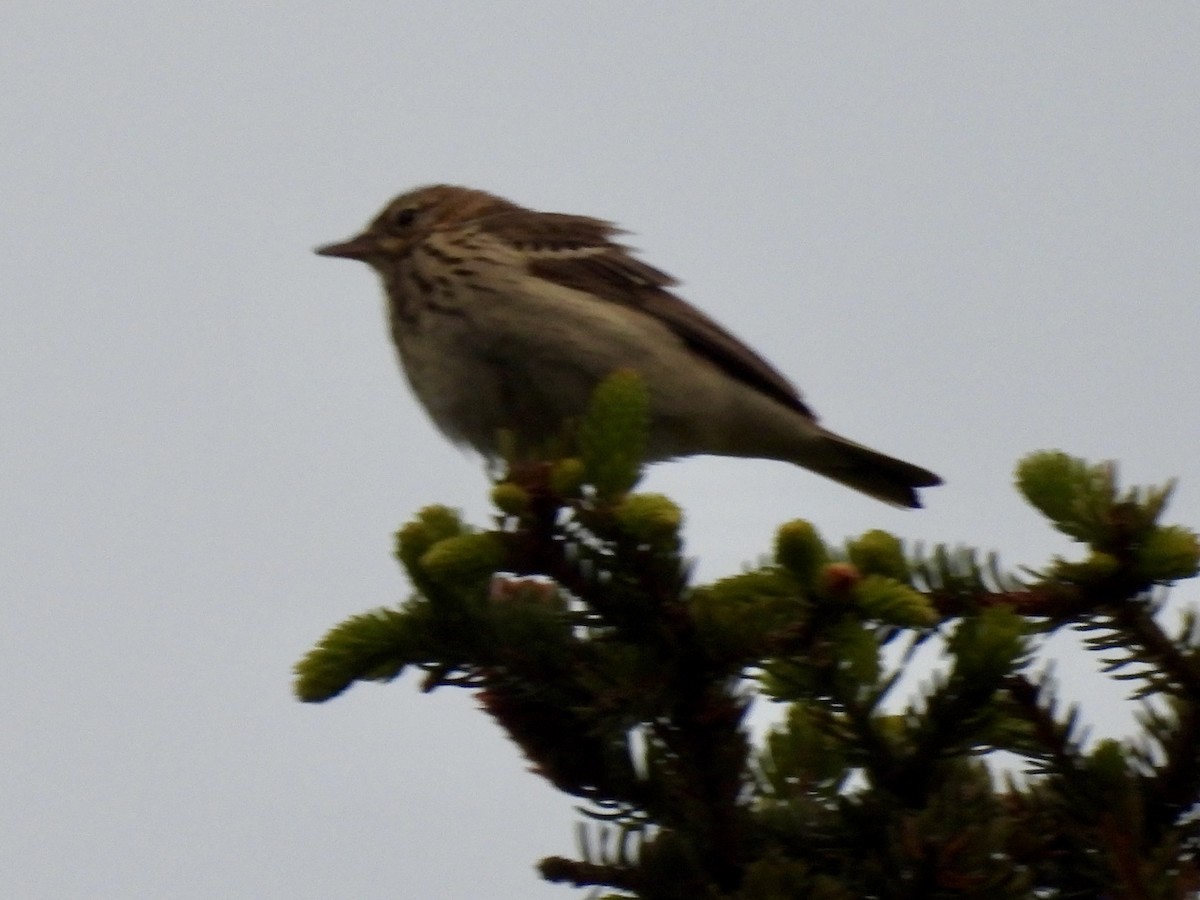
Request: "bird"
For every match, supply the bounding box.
[316,185,941,507]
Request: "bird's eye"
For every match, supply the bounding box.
[389,206,418,230]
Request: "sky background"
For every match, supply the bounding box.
[4,4,1199,898]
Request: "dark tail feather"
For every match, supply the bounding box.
[808,430,943,508]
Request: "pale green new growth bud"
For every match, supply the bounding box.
[578,370,649,499]
[1016,452,1090,524]
[395,505,466,571]
[615,493,682,544]
[1137,525,1200,582]
[1016,451,1119,542]
[1049,551,1121,585]
[847,529,908,580]
[775,520,827,583]
[855,575,938,627]
[419,533,506,587]
[491,482,531,516]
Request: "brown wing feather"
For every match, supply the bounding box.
[478,211,622,250]
[500,219,814,419]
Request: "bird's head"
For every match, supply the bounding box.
[316,184,517,269]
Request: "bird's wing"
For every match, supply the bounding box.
[481,211,815,419]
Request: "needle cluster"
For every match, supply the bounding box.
[296,374,1200,899]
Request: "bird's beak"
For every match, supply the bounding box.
[315,233,376,261]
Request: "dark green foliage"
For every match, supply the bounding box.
[296,379,1200,898]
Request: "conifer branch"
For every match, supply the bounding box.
[295,404,1200,898]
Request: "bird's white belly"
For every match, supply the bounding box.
[390,275,802,461]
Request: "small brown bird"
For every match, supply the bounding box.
[317,185,941,506]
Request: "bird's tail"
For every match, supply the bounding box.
[805,430,942,508]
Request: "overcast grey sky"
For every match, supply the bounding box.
[4,4,1199,898]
